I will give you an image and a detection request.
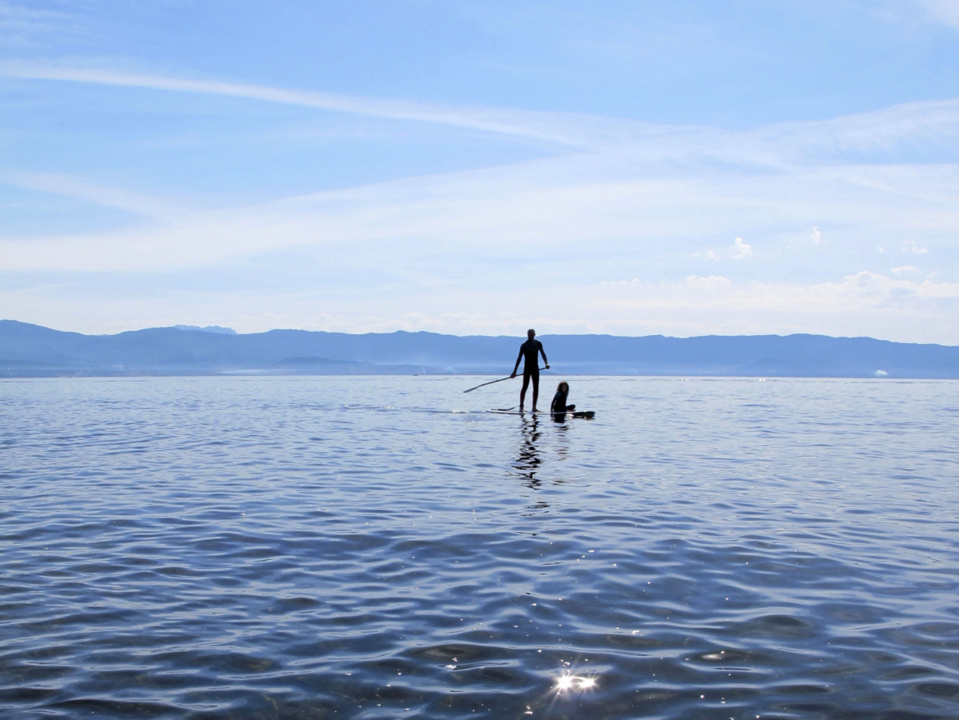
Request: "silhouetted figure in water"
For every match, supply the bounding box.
[510,329,549,412]
[550,381,575,418]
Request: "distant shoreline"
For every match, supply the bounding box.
[3,319,959,379]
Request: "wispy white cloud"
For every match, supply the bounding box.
[916,0,959,30]
[0,1,76,49]
[3,64,959,341]
[1,171,186,221]
[0,63,644,150]
[755,97,959,161]
[8,62,959,167]
[3,147,958,279]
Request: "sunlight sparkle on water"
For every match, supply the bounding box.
[554,670,597,692]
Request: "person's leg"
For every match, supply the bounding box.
[520,373,531,410]
[531,373,540,411]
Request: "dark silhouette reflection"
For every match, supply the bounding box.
[511,412,542,489]
[552,417,569,462]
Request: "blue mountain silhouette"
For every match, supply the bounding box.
[1,320,957,378]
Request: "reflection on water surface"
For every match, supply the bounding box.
[1,376,958,719]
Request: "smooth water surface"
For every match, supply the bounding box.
[2,376,959,719]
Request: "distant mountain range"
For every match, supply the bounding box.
[1,320,958,378]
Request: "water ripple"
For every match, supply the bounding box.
[2,377,959,718]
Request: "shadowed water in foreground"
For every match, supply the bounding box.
[2,376,958,719]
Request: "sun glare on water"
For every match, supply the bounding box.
[554,670,597,692]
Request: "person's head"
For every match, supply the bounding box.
[557,381,568,393]
[527,328,536,339]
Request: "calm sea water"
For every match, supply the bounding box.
[2,376,959,719]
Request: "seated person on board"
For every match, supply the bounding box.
[550,381,576,415]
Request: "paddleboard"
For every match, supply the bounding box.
[487,408,595,418]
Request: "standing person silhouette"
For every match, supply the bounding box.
[510,329,549,412]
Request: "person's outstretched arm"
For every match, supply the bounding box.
[540,344,549,369]
[510,348,522,377]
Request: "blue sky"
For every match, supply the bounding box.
[3,0,959,342]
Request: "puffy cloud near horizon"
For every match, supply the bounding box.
[5,265,958,344]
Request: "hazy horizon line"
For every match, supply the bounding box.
[4,318,955,347]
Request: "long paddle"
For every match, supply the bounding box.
[463,368,547,393]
